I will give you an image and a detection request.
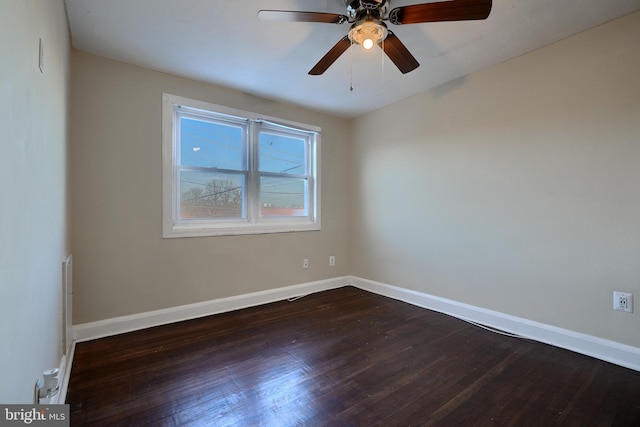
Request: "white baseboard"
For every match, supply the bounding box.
[40,343,74,405]
[71,275,639,373]
[73,276,350,342]
[350,276,640,372]
[54,341,75,405]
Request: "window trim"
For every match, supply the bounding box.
[162,93,321,238]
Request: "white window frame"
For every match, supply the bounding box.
[162,93,321,238]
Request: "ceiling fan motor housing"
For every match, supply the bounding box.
[345,0,390,21]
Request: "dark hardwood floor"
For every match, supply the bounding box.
[66,286,640,426]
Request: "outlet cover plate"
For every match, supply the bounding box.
[613,291,633,313]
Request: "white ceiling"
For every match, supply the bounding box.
[64,0,640,119]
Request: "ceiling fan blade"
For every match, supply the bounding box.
[389,0,492,25]
[258,10,348,24]
[308,36,351,75]
[380,31,420,74]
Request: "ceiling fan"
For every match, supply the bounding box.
[258,0,492,75]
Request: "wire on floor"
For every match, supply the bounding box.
[287,294,310,302]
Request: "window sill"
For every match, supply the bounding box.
[162,221,321,238]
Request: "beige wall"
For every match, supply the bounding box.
[69,8,639,352]
[350,12,640,347]
[0,0,70,403]
[70,52,350,324]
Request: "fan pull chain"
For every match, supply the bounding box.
[349,39,354,92]
[381,37,385,94]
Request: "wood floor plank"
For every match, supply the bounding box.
[66,287,640,426]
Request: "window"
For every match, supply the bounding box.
[162,93,320,238]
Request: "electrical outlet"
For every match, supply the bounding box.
[303,258,309,269]
[329,256,335,266]
[613,291,633,313]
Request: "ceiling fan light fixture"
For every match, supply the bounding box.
[348,19,387,50]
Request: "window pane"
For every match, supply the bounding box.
[260,177,307,217]
[180,117,244,170]
[180,171,244,219]
[259,132,306,175]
